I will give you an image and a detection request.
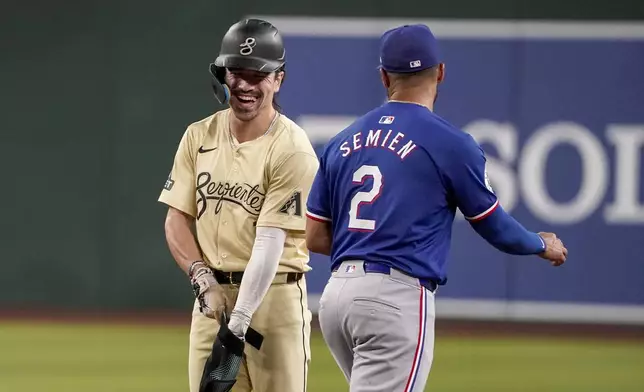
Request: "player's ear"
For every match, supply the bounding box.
[437,63,445,84]
[379,68,390,89]
[274,70,285,93]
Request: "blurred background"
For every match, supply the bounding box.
[1,0,643,391]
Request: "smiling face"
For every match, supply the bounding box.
[224,68,284,122]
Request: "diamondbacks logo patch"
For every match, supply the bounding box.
[279,191,302,217]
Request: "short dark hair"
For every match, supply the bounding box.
[387,65,439,83]
[272,66,286,113]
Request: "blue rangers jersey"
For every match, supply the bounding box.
[306,101,499,284]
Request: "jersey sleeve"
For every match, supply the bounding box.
[157,127,198,217]
[256,151,320,231]
[305,154,331,223]
[444,135,499,221]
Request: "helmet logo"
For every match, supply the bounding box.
[239,37,256,56]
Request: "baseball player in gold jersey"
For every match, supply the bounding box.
[158,19,318,392]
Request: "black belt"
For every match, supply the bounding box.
[333,261,437,292]
[212,269,303,286]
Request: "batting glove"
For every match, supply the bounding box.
[190,261,227,322]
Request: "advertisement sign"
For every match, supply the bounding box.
[256,17,644,323]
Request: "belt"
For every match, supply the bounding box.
[334,261,437,293]
[212,269,303,286]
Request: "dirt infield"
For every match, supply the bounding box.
[2,308,643,341]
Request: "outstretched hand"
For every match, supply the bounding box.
[537,232,568,267]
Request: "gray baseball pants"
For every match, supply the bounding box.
[318,260,436,392]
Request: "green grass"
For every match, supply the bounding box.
[0,322,643,391]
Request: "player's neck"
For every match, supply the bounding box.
[229,107,277,143]
[389,90,436,112]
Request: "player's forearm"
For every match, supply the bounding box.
[469,205,545,255]
[307,237,332,255]
[164,207,203,276]
[305,219,333,255]
[229,226,286,336]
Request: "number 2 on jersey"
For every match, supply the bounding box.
[348,165,384,231]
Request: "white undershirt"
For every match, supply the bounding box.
[228,226,286,337]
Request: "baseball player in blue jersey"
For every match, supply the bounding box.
[304,24,568,392]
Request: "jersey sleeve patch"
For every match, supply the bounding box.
[484,168,494,192]
[278,191,303,217]
[157,125,199,218]
[163,173,175,191]
[256,152,319,231]
[444,134,499,221]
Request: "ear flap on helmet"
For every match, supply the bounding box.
[209,63,230,105]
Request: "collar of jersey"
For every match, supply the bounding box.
[387,99,431,110]
[227,110,280,148]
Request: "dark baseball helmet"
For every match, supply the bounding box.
[209,19,286,105]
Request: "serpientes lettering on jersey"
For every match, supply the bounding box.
[339,129,418,160]
[195,172,265,219]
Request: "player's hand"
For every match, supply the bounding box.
[537,232,567,267]
[198,311,245,392]
[190,262,228,323]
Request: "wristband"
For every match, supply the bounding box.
[188,260,206,278]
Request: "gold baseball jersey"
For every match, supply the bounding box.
[158,109,319,274]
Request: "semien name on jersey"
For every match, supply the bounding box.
[339,129,417,160]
